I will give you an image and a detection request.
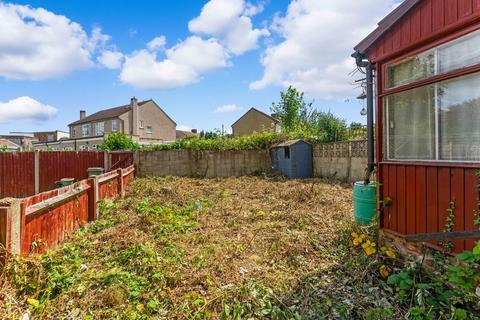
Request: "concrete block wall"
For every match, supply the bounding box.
[135,141,369,182]
[313,140,369,182]
[135,150,272,178]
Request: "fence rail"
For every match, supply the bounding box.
[0,165,135,255]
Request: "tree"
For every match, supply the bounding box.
[311,111,348,142]
[99,132,139,150]
[271,86,313,132]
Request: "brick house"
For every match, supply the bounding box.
[34,98,176,151]
[231,108,280,137]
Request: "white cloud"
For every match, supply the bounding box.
[215,104,242,113]
[251,0,397,99]
[188,0,269,54]
[0,96,57,123]
[0,3,110,80]
[167,36,230,73]
[147,36,167,51]
[120,36,229,89]
[98,50,124,69]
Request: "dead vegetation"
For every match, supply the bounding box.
[0,176,401,319]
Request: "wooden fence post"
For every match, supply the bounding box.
[117,168,125,198]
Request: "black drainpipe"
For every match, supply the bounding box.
[352,51,375,184]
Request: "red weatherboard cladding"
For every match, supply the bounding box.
[367,0,480,63]
[364,1,480,253]
[380,165,479,253]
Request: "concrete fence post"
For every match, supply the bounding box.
[34,150,40,194]
[5,200,22,255]
[117,168,125,198]
[87,177,99,221]
[104,151,110,172]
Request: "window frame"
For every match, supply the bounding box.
[384,71,480,164]
[146,126,153,134]
[382,26,480,96]
[139,120,145,129]
[96,122,105,136]
[381,27,480,164]
[82,124,90,137]
[112,120,118,132]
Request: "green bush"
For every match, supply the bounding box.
[144,132,280,151]
[99,132,139,151]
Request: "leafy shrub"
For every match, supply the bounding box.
[144,132,280,151]
[99,132,139,151]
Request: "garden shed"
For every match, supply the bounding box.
[270,139,312,179]
[353,0,480,254]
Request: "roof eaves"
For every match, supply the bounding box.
[354,0,421,55]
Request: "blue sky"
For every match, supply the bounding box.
[0,0,398,134]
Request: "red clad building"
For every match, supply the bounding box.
[354,0,480,253]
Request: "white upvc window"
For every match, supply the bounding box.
[146,126,152,134]
[139,120,145,129]
[82,124,89,137]
[96,122,105,136]
[112,120,118,132]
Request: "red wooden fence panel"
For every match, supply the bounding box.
[39,151,104,192]
[20,180,92,254]
[0,153,35,198]
[110,152,134,170]
[98,170,120,201]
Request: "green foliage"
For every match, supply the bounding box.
[146,132,280,151]
[99,132,139,151]
[0,145,7,152]
[271,85,313,132]
[271,86,350,142]
[385,242,480,319]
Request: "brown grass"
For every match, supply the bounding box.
[1,176,359,319]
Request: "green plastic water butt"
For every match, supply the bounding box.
[353,181,377,225]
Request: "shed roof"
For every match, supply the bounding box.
[272,139,310,147]
[354,0,420,55]
[69,100,151,126]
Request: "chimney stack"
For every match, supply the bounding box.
[131,97,139,136]
[80,110,86,120]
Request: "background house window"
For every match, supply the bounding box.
[96,122,105,136]
[385,72,480,161]
[112,120,118,132]
[47,134,54,142]
[146,126,152,134]
[82,124,89,137]
[139,120,145,129]
[386,29,480,88]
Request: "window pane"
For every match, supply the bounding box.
[386,85,436,160]
[387,51,435,88]
[438,30,480,74]
[438,73,480,161]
